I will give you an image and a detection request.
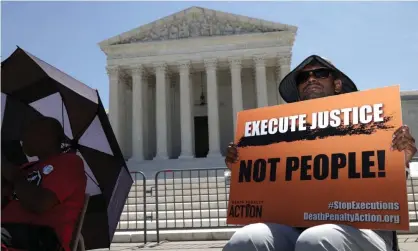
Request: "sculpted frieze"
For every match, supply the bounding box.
[118,11,284,44]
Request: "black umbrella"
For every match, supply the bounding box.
[1,47,133,249]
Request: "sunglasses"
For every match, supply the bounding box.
[296,68,334,84]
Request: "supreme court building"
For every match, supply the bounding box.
[99,6,418,175]
[99,7,297,173]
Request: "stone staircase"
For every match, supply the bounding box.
[113,170,418,243]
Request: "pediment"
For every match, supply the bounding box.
[100,6,297,46]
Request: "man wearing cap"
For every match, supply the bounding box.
[223,55,417,251]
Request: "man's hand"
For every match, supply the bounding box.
[392,125,417,167]
[225,142,239,169]
[1,155,59,214]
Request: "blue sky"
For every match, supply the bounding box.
[2,1,418,109]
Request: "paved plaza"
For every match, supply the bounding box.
[93,235,418,251]
[397,234,418,251]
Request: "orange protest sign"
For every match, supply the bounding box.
[227,85,409,231]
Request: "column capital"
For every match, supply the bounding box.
[153,62,168,73]
[277,53,292,66]
[165,70,174,78]
[275,65,281,76]
[106,65,120,76]
[204,58,218,70]
[120,71,132,89]
[119,69,129,80]
[228,57,242,70]
[129,64,145,77]
[178,60,191,72]
[253,55,266,68]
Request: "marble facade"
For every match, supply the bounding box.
[99,7,417,175]
[99,7,297,172]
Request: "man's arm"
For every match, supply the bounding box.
[2,155,59,214]
[8,154,85,214]
[12,173,60,214]
[14,154,86,214]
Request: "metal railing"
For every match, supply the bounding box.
[409,175,418,223]
[409,159,418,223]
[154,168,237,243]
[114,162,418,244]
[116,171,147,243]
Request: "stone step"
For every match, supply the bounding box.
[407,186,418,194]
[408,193,418,202]
[130,180,418,193]
[113,228,238,243]
[113,222,418,243]
[120,209,228,221]
[408,202,418,211]
[128,185,418,199]
[131,181,229,193]
[408,186,418,193]
[131,175,418,185]
[126,194,230,204]
[121,209,418,222]
[117,218,235,230]
[407,178,418,186]
[128,187,229,198]
[123,201,229,212]
[125,193,417,205]
[121,202,418,217]
[117,212,418,230]
[132,174,229,186]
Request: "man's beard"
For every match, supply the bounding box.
[300,92,327,101]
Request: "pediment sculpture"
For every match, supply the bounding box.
[118,11,283,44]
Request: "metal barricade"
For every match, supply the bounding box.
[154,168,236,243]
[408,159,418,223]
[149,161,418,243]
[116,171,147,243]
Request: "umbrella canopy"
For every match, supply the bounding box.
[1,47,133,249]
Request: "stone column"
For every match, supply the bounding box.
[277,54,292,105]
[154,63,169,160]
[228,57,243,130]
[178,61,194,159]
[107,65,126,154]
[130,65,147,162]
[254,55,269,107]
[122,73,133,158]
[204,59,221,158]
[148,81,156,159]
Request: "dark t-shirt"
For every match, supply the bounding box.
[2,153,87,251]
